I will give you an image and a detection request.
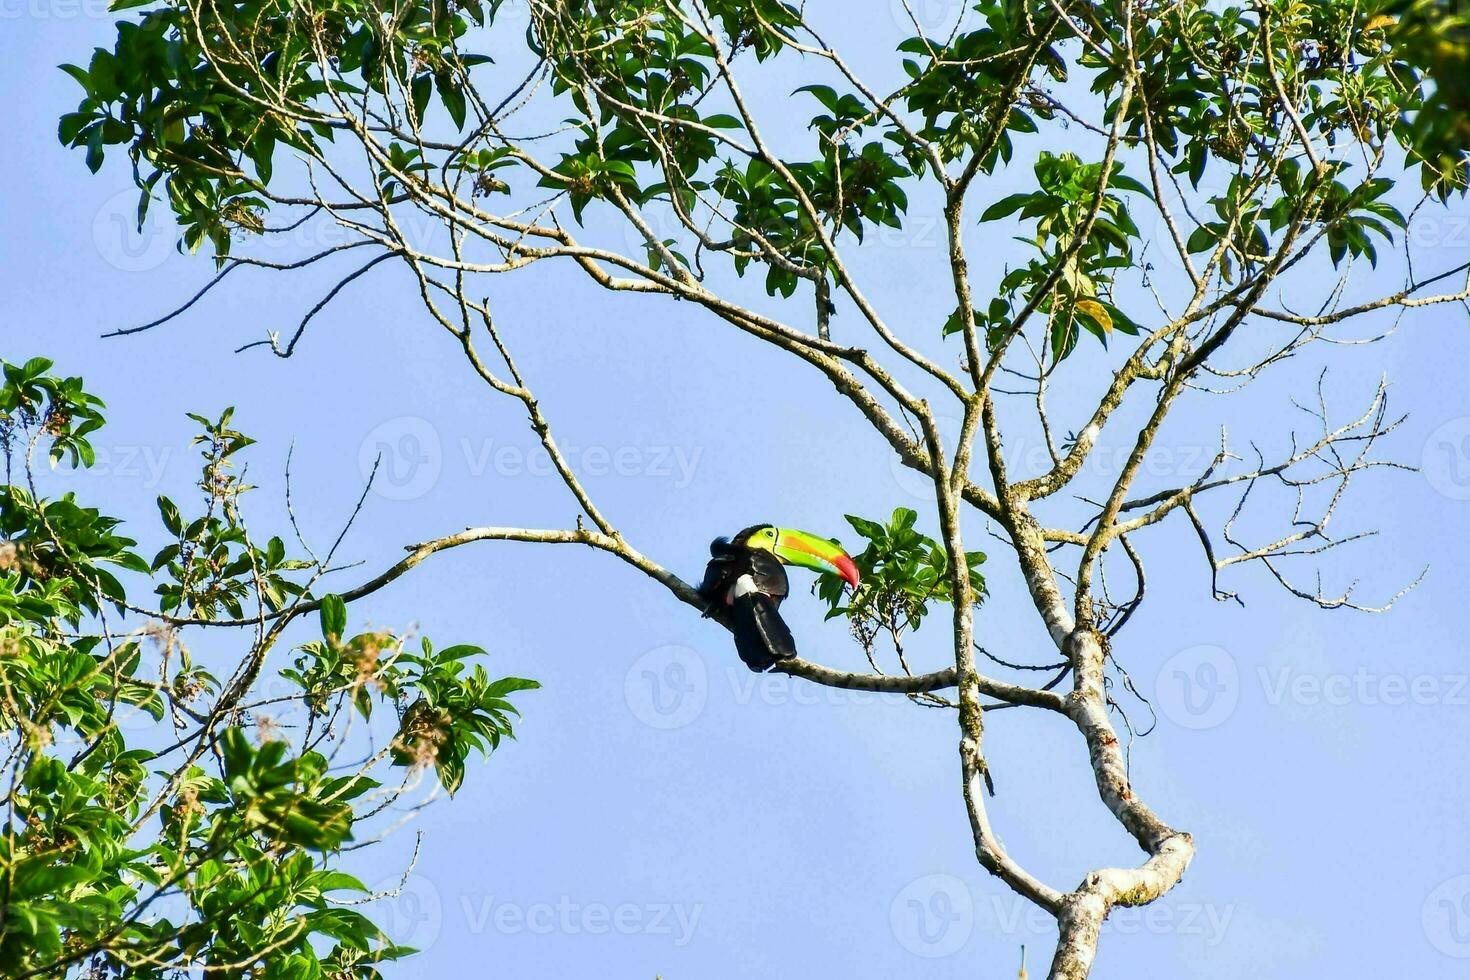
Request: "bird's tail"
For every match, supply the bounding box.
[730,592,796,672]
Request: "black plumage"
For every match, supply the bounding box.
[697,526,796,672]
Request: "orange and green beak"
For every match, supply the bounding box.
[749,526,860,587]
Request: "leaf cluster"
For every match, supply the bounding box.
[0,360,537,977]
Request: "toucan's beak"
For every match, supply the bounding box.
[772,528,861,588]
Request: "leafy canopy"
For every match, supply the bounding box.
[0,358,536,978]
[59,0,1470,363]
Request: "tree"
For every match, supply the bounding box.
[0,356,537,976]
[56,0,1470,975]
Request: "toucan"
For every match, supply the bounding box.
[697,525,861,672]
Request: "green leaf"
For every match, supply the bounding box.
[439,76,467,129]
[1186,224,1219,253]
[320,594,347,641]
[156,495,183,535]
[485,677,540,697]
[433,644,486,662]
[980,193,1036,222]
[411,73,432,123]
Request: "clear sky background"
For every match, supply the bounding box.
[5,3,1470,977]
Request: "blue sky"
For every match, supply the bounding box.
[6,3,1470,977]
